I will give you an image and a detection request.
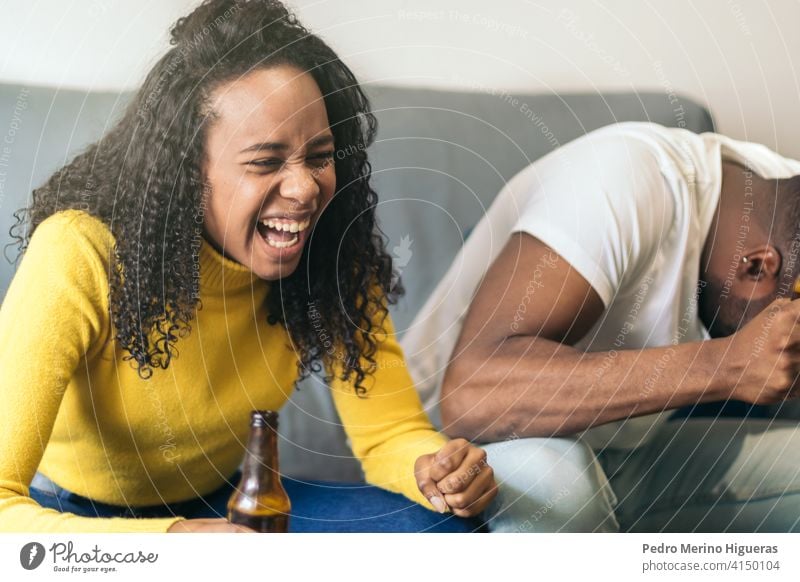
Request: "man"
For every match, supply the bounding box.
[402,121,800,532]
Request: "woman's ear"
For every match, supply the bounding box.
[740,245,782,281]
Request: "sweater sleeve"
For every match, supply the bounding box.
[329,304,448,511]
[0,212,184,533]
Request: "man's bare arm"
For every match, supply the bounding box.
[441,233,800,442]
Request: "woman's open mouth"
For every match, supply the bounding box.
[255,216,311,253]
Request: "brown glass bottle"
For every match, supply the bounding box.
[227,410,291,532]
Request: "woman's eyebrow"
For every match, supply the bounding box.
[239,134,334,155]
[239,141,288,154]
[307,134,335,148]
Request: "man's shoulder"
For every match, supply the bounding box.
[587,121,688,140]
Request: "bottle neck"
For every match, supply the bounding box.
[240,424,280,489]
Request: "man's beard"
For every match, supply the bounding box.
[698,274,776,338]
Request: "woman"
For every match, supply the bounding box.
[0,0,496,533]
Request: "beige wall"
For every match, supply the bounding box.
[2,0,798,158]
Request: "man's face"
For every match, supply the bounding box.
[699,272,777,338]
[201,65,336,280]
[699,162,784,337]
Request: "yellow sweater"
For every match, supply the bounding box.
[0,209,447,532]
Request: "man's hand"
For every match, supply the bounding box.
[725,297,800,405]
[414,438,497,518]
[167,518,255,533]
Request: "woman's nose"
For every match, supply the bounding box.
[279,165,320,203]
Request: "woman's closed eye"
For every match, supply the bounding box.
[247,157,283,171]
[247,151,334,172]
[306,151,335,168]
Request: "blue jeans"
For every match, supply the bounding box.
[479,418,800,532]
[29,472,485,533]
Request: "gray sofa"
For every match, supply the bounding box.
[0,82,714,482]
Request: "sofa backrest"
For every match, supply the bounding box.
[0,85,130,293]
[0,83,713,330]
[364,86,714,331]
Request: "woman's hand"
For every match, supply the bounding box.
[167,518,256,533]
[414,438,497,518]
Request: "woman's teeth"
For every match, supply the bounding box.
[258,217,310,249]
[260,217,311,233]
[266,235,298,249]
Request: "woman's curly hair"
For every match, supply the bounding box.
[9,0,401,394]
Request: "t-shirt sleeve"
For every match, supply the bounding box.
[328,303,448,511]
[0,212,184,533]
[510,133,676,307]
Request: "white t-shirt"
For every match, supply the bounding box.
[402,122,800,450]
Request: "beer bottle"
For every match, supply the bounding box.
[227,410,291,532]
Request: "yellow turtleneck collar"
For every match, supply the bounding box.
[198,236,266,293]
